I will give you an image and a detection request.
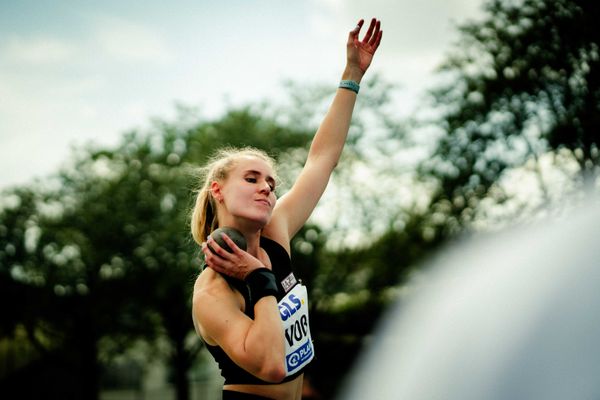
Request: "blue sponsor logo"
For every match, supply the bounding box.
[286,339,313,372]
[279,294,302,321]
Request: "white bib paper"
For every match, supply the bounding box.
[278,283,314,376]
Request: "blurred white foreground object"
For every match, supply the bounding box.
[340,200,600,400]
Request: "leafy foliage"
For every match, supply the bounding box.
[0,76,419,398]
[0,106,318,399]
[422,0,600,233]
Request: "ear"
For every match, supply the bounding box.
[210,181,224,203]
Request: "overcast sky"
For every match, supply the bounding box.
[0,0,484,189]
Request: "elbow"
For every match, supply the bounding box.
[257,360,287,383]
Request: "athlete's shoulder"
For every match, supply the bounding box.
[194,268,234,302]
[261,220,291,255]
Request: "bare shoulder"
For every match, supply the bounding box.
[192,268,243,344]
[193,268,244,306]
[262,211,292,255]
[194,267,227,297]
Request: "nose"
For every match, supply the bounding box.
[259,181,272,194]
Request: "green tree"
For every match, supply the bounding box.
[0,106,315,400]
[0,143,183,398]
[421,0,600,234]
[1,76,414,399]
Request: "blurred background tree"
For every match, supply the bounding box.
[1,0,599,399]
[421,0,600,236]
[0,107,315,400]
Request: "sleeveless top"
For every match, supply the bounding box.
[204,236,314,385]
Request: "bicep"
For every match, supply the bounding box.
[193,287,253,359]
[274,155,335,238]
[193,285,284,381]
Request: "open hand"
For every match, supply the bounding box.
[347,18,383,75]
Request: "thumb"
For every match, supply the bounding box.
[347,19,364,45]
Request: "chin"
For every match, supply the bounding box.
[256,216,272,228]
[240,213,272,229]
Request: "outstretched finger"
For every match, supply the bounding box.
[362,18,376,44]
[369,20,381,47]
[348,19,364,44]
[371,29,383,53]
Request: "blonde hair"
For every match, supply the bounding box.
[190,147,277,245]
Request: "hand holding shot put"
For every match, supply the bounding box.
[191,18,382,400]
[202,227,261,280]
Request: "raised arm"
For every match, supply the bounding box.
[266,18,382,243]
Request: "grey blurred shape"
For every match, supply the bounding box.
[339,200,600,400]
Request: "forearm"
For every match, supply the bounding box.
[307,66,364,169]
[243,297,286,381]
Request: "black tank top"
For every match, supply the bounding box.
[204,236,309,385]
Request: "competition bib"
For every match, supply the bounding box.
[278,283,314,376]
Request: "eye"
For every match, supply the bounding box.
[245,177,257,183]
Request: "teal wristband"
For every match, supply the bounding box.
[339,80,360,94]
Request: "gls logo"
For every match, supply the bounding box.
[279,294,302,321]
